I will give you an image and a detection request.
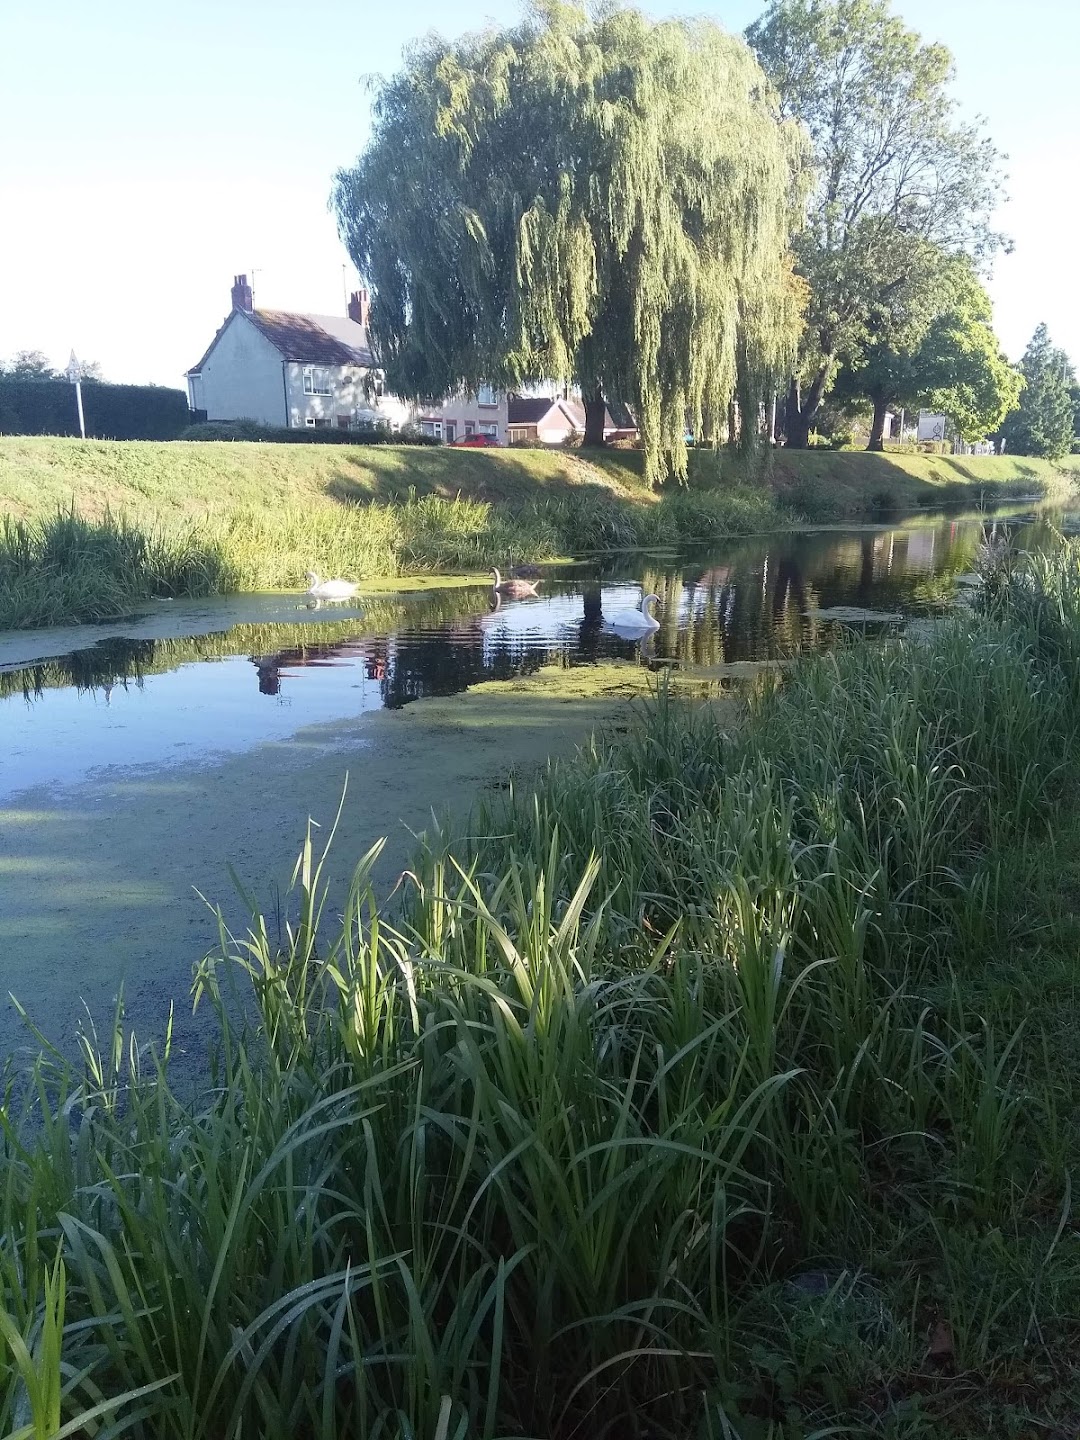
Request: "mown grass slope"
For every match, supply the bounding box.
[0,435,1073,525]
[766,446,1077,518]
[0,437,650,522]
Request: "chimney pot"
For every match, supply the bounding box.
[231,273,253,313]
[347,287,370,330]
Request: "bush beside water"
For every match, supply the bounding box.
[5,541,1080,1435]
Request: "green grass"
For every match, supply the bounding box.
[0,435,1071,527]
[6,538,1080,1435]
[0,437,1074,628]
[0,436,654,520]
[768,446,1074,519]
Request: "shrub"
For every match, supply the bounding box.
[178,419,438,446]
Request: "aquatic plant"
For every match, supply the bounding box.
[4,542,1080,1434]
[0,508,236,630]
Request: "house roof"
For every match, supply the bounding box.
[507,395,559,425]
[187,308,375,375]
[555,398,636,434]
[248,310,375,366]
[604,398,636,431]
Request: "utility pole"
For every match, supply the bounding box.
[66,351,86,439]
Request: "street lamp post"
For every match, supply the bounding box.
[66,351,86,440]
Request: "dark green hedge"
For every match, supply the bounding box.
[179,419,439,446]
[0,380,190,440]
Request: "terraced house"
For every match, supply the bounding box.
[185,276,412,432]
[186,275,637,446]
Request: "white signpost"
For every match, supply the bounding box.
[66,350,86,439]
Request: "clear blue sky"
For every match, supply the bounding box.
[1,0,1077,386]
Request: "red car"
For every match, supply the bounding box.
[452,433,500,447]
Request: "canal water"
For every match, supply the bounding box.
[0,504,1059,801]
[0,502,1066,1068]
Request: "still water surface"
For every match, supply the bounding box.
[0,504,1066,800]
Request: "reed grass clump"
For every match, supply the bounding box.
[0,508,236,629]
[5,540,1080,1435]
[0,485,780,629]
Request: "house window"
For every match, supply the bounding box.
[476,384,498,408]
[479,422,498,438]
[303,365,332,395]
[421,420,443,439]
[464,422,475,436]
[336,415,351,429]
[373,376,384,398]
[305,416,332,428]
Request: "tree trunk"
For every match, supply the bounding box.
[583,386,606,448]
[785,378,811,449]
[867,396,889,452]
[784,366,831,449]
[735,350,759,457]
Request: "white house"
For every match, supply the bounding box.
[186,276,639,446]
[186,276,412,431]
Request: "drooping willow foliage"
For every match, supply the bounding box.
[334,2,807,485]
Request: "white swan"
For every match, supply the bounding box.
[305,570,359,602]
[604,592,661,634]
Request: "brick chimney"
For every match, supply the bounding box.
[347,288,369,329]
[231,273,253,313]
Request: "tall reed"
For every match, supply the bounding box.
[0,484,780,630]
[4,542,1080,1435]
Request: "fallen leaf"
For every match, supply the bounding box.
[927,1319,954,1362]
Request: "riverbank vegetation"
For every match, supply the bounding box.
[5,537,1080,1435]
[1,436,1075,629]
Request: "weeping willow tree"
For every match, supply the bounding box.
[333,2,806,486]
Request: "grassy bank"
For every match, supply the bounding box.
[5,540,1080,1436]
[2,436,1074,521]
[0,436,1074,629]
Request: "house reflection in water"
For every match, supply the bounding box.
[250,637,393,699]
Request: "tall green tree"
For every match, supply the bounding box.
[3,350,57,380]
[334,2,805,484]
[832,257,1022,448]
[747,0,1004,448]
[1001,324,1076,459]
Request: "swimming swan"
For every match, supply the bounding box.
[305,570,359,602]
[490,567,541,598]
[605,593,661,633]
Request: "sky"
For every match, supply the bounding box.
[1,0,1078,388]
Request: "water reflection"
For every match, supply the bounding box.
[0,506,1065,724]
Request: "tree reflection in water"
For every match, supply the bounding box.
[0,504,1053,710]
